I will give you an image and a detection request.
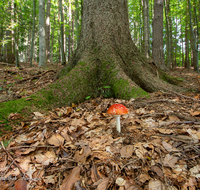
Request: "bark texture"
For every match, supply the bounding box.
[39,0,47,67]
[152,0,167,71]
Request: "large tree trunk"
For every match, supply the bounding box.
[52,0,180,105]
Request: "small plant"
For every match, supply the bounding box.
[85,85,113,100]
[14,75,23,80]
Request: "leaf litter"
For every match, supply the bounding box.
[0,65,200,189]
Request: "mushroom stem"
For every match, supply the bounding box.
[115,116,121,133]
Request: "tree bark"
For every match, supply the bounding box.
[30,0,36,67]
[59,0,66,65]
[188,0,199,72]
[39,0,47,67]
[14,1,19,67]
[142,0,150,58]
[5,2,15,64]
[46,0,51,63]
[54,0,181,104]
[152,0,167,71]
[68,0,72,62]
[164,0,172,69]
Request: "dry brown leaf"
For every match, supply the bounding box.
[182,177,197,190]
[138,173,151,183]
[44,175,55,184]
[91,164,100,183]
[190,110,200,116]
[134,143,148,159]
[163,154,179,168]
[168,115,180,122]
[8,113,22,120]
[189,165,200,178]
[15,179,27,190]
[120,145,134,158]
[157,128,173,134]
[74,145,91,162]
[47,133,65,146]
[151,165,163,177]
[162,141,179,152]
[60,166,81,190]
[0,156,7,172]
[33,112,44,118]
[96,178,109,190]
[71,118,87,126]
[34,151,57,165]
[148,179,165,190]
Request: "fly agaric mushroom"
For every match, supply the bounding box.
[107,104,128,133]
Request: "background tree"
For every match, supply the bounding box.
[46,0,51,63]
[152,0,167,71]
[30,0,36,67]
[142,0,150,58]
[188,0,199,72]
[164,0,172,68]
[59,0,66,65]
[39,0,46,67]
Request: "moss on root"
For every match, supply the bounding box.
[161,72,184,85]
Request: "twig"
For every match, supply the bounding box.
[0,141,29,179]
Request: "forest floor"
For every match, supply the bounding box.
[0,62,200,190]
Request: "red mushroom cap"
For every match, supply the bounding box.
[107,104,128,115]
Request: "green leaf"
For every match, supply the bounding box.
[85,96,91,100]
[103,86,111,89]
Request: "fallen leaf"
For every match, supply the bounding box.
[74,145,91,162]
[120,145,134,158]
[189,165,200,178]
[190,110,200,116]
[60,166,81,190]
[151,165,163,177]
[96,178,109,190]
[15,179,27,190]
[162,141,179,152]
[47,133,65,146]
[163,154,179,168]
[148,179,165,190]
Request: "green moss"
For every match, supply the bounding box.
[161,73,184,85]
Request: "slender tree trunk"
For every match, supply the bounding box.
[26,26,31,63]
[139,0,143,52]
[68,0,72,62]
[50,15,55,63]
[152,0,167,71]
[30,0,36,67]
[39,0,47,67]
[59,0,66,65]
[185,15,190,69]
[173,16,178,68]
[188,0,199,72]
[71,6,74,56]
[164,0,172,69]
[75,0,81,48]
[0,27,3,62]
[14,2,19,67]
[6,2,15,64]
[142,0,150,58]
[181,21,184,67]
[46,0,51,63]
